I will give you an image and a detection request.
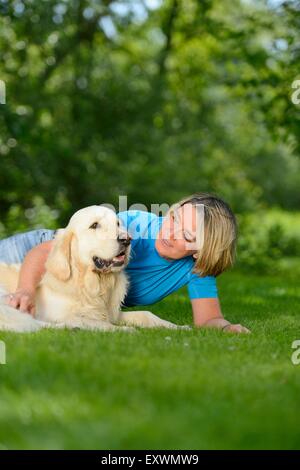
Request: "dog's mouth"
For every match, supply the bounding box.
[93,249,127,271]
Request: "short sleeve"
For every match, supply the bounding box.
[187,273,218,299]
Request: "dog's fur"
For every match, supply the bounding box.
[0,206,181,332]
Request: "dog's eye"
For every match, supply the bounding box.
[89,222,99,229]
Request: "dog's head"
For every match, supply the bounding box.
[46,205,131,282]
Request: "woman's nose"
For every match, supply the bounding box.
[170,221,181,241]
[169,217,175,240]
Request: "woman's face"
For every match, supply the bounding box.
[155,203,199,260]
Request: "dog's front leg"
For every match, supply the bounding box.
[51,318,135,332]
[117,310,186,329]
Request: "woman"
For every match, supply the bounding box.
[0,192,250,333]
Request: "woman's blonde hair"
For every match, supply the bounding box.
[168,192,238,277]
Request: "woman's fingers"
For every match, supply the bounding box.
[225,323,251,334]
[28,304,36,316]
[7,294,20,309]
[4,290,35,315]
[19,295,33,313]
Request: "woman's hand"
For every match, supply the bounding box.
[191,299,251,334]
[5,289,36,315]
[3,240,53,317]
[203,318,251,334]
[222,323,251,334]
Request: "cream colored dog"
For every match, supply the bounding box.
[0,206,181,332]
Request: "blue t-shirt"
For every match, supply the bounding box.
[118,210,218,307]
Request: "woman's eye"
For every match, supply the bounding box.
[89,222,99,229]
[183,233,193,243]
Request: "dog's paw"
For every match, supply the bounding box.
[116,326,136,333]
[177,325,192,330]
[152,320,179,329]
[47,322,69,330]
[157,321,192,330]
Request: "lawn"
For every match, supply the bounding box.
[0,268,299,450]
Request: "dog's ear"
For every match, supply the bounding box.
[46,229,73,282]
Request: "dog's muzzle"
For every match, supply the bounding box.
[92,247,129,271]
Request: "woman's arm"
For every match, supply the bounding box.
[7,240,53,314]
[191,298,250,334]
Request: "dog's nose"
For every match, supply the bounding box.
[117,234,131,247]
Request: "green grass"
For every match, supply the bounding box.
[0,269,299,450]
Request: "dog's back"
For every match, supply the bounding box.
[0,263,19,293]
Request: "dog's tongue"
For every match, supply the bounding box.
[114,253,125,262]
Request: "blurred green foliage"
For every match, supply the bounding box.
[236,209,300,273]
[0,0,299,269]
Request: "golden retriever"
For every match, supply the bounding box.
[0,206,182,332]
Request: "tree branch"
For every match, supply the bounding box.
[158,0,179,76]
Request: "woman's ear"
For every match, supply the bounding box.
[46,229,73,282]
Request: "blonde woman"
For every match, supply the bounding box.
[1,193,250,333]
